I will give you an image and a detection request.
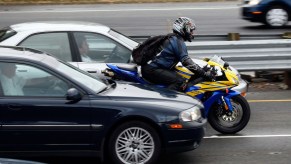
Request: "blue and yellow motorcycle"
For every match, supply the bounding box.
[102,55,250,134]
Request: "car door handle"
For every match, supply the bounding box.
[17,69,28,72]
[87,70,97,73]
[8,104,22,110]
[84,69,97,73]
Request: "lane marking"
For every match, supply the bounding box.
[204,134,291,139]
[0,7,238,14]
[248,99,291,103]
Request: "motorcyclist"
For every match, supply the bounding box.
[141,17,215,91]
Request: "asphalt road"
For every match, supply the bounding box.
[0,2,291,36]
[1,2,291,164]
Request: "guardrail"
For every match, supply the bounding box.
[130,33,291,72]
[186,39,291,72]
[130,32,291,42]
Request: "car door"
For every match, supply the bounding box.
[0,61,94,151]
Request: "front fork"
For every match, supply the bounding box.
[219,95,234,112]
[203,90,239,116]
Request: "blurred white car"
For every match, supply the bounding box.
[0,21,248,95]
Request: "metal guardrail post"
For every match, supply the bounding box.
[282,32,291,39]
[284,71,291,89]
[228,33,240,41]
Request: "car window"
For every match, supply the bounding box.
[0,27,17,42]
[0,62,69,97]
[19,32,72,62]
[73,32,131,63]
[108,29,139,48]
[39,55,107,93]
[53,59,107,93]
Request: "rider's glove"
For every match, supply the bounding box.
[182,56,215,81]
[204,71,216,81]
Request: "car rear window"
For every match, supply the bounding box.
[0,28,17,42]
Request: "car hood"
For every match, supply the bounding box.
[101,80,202,110]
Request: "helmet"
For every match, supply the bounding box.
[173,17,196,42]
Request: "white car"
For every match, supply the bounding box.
[0,21,248,95]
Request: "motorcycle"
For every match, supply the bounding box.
[102,55,250,134]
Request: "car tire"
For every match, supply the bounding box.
[265,6,289,27]
[108,121,161,164]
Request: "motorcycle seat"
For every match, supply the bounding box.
[115,63,138,72]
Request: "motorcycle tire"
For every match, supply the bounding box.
[208,95,251,134]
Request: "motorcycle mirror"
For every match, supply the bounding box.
[203,58,210,62]
[224,62,229,69]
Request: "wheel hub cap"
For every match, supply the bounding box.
[266,9,288,27]
[116,127,154,164]
[221,110,238,122]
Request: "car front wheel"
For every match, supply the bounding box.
[108,121,161,164]
[265,6,289,27]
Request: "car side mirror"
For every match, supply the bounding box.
[66,88,82,102]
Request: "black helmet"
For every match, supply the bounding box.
[173,17,196,42]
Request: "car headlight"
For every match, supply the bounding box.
[180,106,202,122]
[248,0,261,5]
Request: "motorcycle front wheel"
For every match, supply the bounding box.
[208,95,251,134]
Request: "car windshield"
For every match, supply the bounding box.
[44,56,107,93]
[0,27,17,42]
[108,29,139,49]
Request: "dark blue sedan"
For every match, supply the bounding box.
[0,46,206,164]
[241,0,291,27]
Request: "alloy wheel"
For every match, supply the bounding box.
[266,8,288,27]
[218,100,243,127]
[115,127,155,164]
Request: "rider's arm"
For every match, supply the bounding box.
[182,56,215,81]
[171,37,205,76]
[181,56,205,76]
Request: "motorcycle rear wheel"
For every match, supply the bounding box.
[208,95,250,134]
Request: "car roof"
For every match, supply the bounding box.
[9,21,111,33]
[0,45,49,62]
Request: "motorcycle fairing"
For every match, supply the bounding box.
[202,90,240,116]
[185,81,237,97]
[175,66,194,79]
[107,64,146,84]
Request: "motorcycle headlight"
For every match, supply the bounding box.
[180,106,202,122]
[248,0,261,5]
